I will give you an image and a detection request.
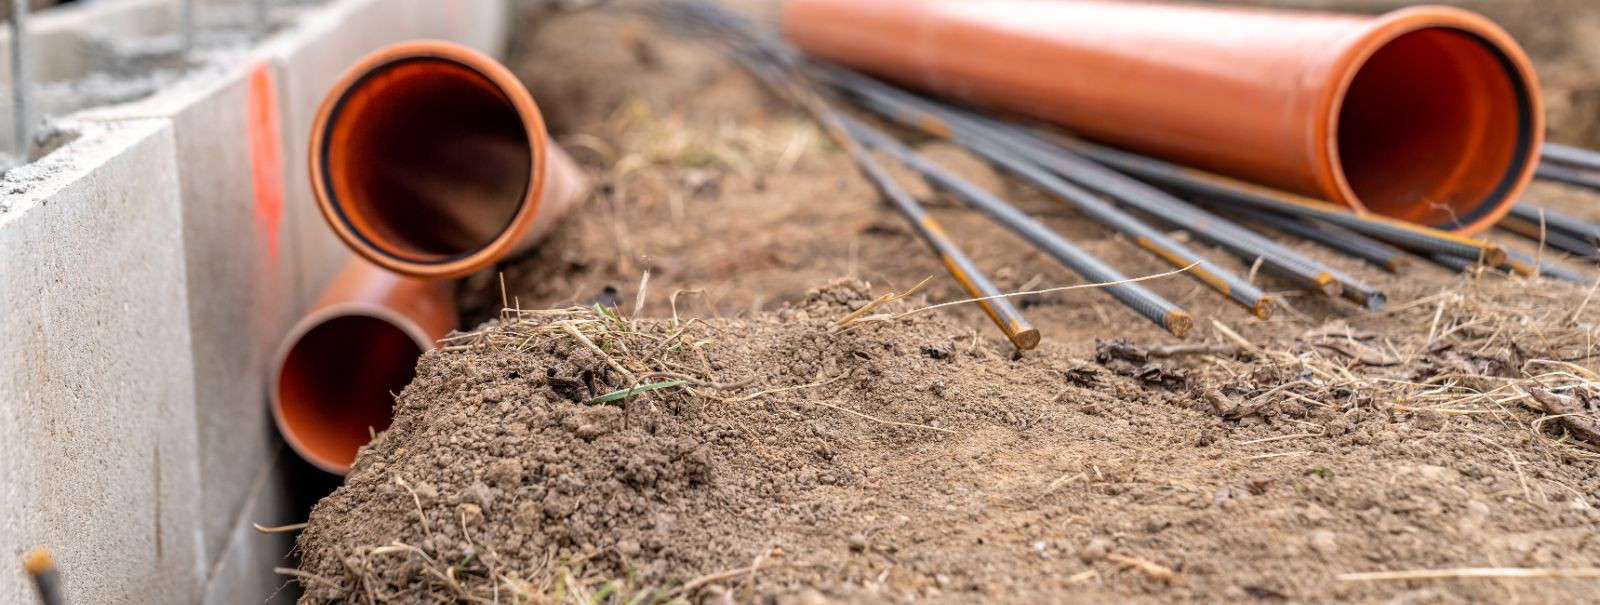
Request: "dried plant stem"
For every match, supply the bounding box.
[1337,568,1600,582]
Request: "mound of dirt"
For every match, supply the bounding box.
[297,276,1600,603]
[296,280,1097,601]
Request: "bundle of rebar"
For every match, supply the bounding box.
[657,0,1600,350]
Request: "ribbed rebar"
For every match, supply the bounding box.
[822,67,1364,303]
[827,71,1276,317]
[1536,162,1600,192]
[1500,250,1592,284]
[1543,143,1600,172]
[1050,137,1506,264]
[848,116,1201,331]
[1509,203,1600,245]
[1498,214,1600,260]
[728,51,1043,347]
[10,0,29,159]
[1228,206,1409,272]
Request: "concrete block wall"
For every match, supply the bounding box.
[0,0,509,602]
[0,119,205,604]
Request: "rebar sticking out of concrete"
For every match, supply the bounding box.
[180,0,194,61]
[255,0,270,37]
[271,259,457,474]
[311,41,587,279]
[846,116,1199,333]
[729,51,1043,347]
[23,548,63,605]
[10,0,29,158]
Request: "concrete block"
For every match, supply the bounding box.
[263,0,435,308]
[0,0,177,84]
[421,0,510,57]
[199,444,299,605]
[0,118,204,604]
[78,57,303,571]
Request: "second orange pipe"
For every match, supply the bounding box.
[783,0,1543,234]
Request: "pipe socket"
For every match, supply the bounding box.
[270,258,456,474]
[783,0,1543,234]
[310,40,586,279]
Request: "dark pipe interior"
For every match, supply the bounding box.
[277,314,422,470]
[326,57,533,262]
[1336,27,1526,227]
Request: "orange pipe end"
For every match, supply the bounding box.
[270,259,456,474]
[783,0,1542,234]
[310,41,586,279]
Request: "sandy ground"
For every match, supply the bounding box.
[293,1,1600,602]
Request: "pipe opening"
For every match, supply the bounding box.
[323,57,533,262]
[1335,27,1530,228]
[276,313,424,472]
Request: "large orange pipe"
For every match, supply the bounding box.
[270,258,456,474]
[783,0,1542,234]
[310,41,587,279]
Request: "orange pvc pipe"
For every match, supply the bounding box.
[270,258,456,474]
[310,40,587,279]
[783,0,1542,234]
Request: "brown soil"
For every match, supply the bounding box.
[295,2,1600,603]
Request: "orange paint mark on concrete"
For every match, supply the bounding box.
[247,63,285,264]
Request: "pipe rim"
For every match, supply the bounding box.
[1315,5,1542,234]
[309,40,552,279]
[269,303,436,475]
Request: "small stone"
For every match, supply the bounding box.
[1308,530,1338,556]
[1468,500,1491,517]
[1081,538,1110,562]
[797,468,818,484]
[617,539,641,557]
[458,503,484,528]
[513,501,541,531]
[413,481,438,505]
[487,459,524,490]
[848,533,868,552]
[1032,541,1051,559]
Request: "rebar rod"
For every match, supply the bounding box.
[839,89,1258,320]
[1508,203,1600,245]
[1038,133,1507,264]
[1426,252,1587,284]
[181,0,194,60]
[256,0,270,37]
[1543,143,1600,172]
[823,66,1352,304]
[1497,214,1600,260]
[973,117,1381,301]
[846,115,1203,331]
[729,54,1044,347]
[1535,162,1600,192]
[1500,250,1592,284]
[1228,206,1409,273]
[24,549,63,605]
[9,0,29,159]
[1427,253,1476,273]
